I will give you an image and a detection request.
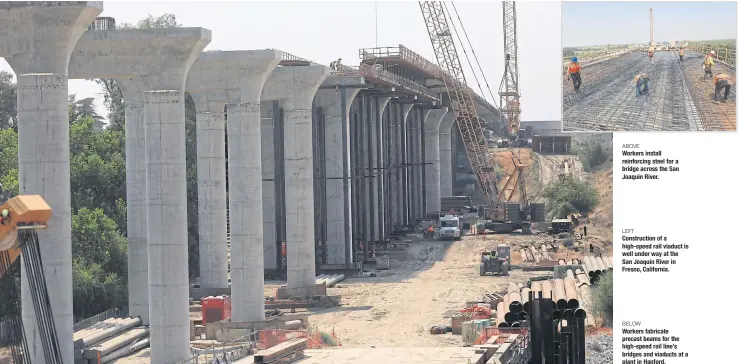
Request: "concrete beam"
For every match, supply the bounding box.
[314,77,364,265]
[0,3,103,364]
[423,108,448,215]
[439,112,455,197]
[187,49,281,322]
[262,66,330,292]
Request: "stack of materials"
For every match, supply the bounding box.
[519,243,557,264]
[579,255,612,284]
[497,283,528,328]
[315,274,345,287]
[461,319,492,346]
[556,258,582,265]
[73,316,150,364]
[254,338,307,363]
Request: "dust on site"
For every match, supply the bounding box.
[562,5,737,131]
[0,2,613,364]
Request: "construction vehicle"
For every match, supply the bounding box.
[419,1,544,234]
[480,244,511,276]
[438,214,462,241]
[548,218,574,235]
[0,192,61,364]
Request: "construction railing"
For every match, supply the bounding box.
[687,44,736,69]
[333,63,439,101]
[359,45,498,113]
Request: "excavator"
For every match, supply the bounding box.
[0,190,62,364]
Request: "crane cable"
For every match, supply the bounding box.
[449,2,500,109]
[441,2,497,110]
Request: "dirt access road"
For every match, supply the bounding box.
[302,235,541,348]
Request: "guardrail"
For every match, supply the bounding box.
[73,307,128,331]
[687,44,736,68]
[359,45,498,113]
[333,63,439,101]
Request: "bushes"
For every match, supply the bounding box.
[542,176,600,219]
[592,271,613,326]
[573,138,611,171]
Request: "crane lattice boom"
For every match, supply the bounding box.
[500,1,521,138]
[418,1,499,203]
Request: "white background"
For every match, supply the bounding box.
[613,132,738,363]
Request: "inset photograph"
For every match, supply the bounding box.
[562,1,737,131]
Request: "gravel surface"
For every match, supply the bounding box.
[585,334,613,364]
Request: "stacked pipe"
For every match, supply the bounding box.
[499,283,526,327]
[527,289,586,364]
[519,243,556,264]
[315,274,345,288]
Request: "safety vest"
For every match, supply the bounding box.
[714,73,730,85]
[568,63,581,74]
[704,55,715,66]
[679,49,684,56]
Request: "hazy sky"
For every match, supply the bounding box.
[0,1,562,122]
[562,1,737,47]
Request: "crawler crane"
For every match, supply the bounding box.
[0,190,61,364]
[419,1,542,231]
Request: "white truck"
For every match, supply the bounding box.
[438,215,462,241]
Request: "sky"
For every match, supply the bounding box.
[562,1,737,47]
[0,0,562,122]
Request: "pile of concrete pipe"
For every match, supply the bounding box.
[522,276,589,325]
[72,316,149,363]
[580,255,613,283]
[497,283,529,328]
[315,274,345,288]
[519,243,557,264]
[556,258,582,265]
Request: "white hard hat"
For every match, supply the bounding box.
[710,51,716,55]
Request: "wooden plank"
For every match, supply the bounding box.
[254,339,307,363]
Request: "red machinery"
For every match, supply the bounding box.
[201,295,232,324]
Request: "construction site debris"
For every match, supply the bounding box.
[254,338,307,364]
[585,334,614,364]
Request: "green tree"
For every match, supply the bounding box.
[592,272,613,326]
[68,94,104,127]
[0,70,16,130]
[0,128,18,194]
[542,176,600,219]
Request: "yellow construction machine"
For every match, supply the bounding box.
[0,193,61,364]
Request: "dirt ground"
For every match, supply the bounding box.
[270,234,554,348]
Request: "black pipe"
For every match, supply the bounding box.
[529,290,542,364]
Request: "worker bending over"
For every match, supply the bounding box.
[678,47,685,62]
[567,57,582,92]
[648,46,655,65]
[634,73,650,97]
[704,51,716,79]
[714,72,732,103]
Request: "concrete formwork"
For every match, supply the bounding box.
[438,112,455,197]
[314,77,364,265]
[262,65,330,293]
[186,50,281,322]
[423,108,448,215]
[69,26,211,362]
[0,3,103,363]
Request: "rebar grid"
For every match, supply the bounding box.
[563,51,736,131]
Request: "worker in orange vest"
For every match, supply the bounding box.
[703,51,716,79]
[678,47,685,63]
[647,46,655,65]
[713,72,732,103]
[566,57,582,92]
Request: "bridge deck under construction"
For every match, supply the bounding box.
[562,51,736,131]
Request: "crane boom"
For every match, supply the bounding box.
[499,1,521,138]
[418,1,499,204]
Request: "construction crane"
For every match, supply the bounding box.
[418,1,500,209]
[0,192,61,364]
[499,1,521,140]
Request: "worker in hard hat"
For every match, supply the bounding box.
[703,51,716,80]
[566,57,582,92]
[713,72,732,103]
[678,47,685,63]
[648,46,655,65]
[634,73,650,97]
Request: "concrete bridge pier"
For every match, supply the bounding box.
[423,108,448,216]
[0,3,103,363]
[262,66,329,295]
[400,104,414,226]
[371,97,392,243]
[439,112,456,197]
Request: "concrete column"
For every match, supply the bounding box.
[142,48,209,364]
[372,97,391,241]
[262,66,329,292]
[391,102,402,230]
[119,77,150,324]
[439,112,455,197]
[315,87,360,264]
[1,4,103,364]
[261,102,278,270]
[400,104,414,226]
[423,108,448,216]
[407,108,416,224]
[190,91,229,289]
